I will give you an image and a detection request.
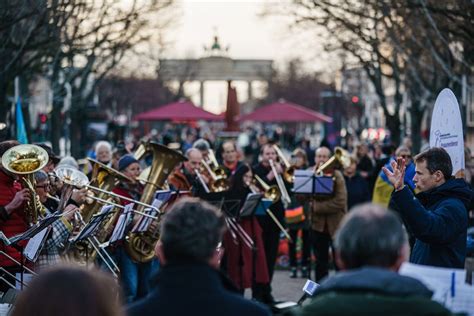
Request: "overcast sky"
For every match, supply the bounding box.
[159,0,329,113]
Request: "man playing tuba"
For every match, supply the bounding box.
[0,140,31,293]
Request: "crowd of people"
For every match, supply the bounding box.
[0,131,472,315]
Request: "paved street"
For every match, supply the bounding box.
[245,269,309,303]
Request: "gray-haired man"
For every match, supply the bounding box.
[295,203,455,316]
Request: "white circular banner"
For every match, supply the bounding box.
[429,88,464,175]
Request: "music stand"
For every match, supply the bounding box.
[71,206,115,243]
[0,212,61,290]
[239,193,263,218]
[198,191,241,218]
[293,169,334,196]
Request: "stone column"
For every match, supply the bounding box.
[199,81,205,107]
[247,81,253,101]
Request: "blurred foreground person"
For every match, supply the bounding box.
[11,266,123,316]
[295,203,455,316]
[385,147,471,268]
[127,198,270,316]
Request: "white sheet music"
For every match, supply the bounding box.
[0,303,11,316]
[23,227,50,262]
[399,262,474,315]
[109,204,134,243]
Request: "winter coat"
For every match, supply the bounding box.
[0,170,28,267]
[344,173,371,210]
[390,178,471,268]
[127,263,271,316]
[292,267,455,316]
[308,170,347,237]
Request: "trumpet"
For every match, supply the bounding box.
[273,144,295,183]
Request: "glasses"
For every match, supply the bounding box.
[400,155,412,159]
[36,183,50,189]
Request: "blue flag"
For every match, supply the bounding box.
[16,97,28,144]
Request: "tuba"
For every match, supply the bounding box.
[125,141,186,263]
[1,144,49,225]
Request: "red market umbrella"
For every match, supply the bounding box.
[134,100,222,121]
[238,99,333,123]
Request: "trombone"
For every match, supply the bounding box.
[273,144,295,183]
[200,159,229,192]
[269,159,291,207]
[54,167,159,219]
[249,176,292,242]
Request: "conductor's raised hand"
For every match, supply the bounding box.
[382,157,406,191]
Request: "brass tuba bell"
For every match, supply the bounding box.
[1,144,49,225]
[125,141,186,263]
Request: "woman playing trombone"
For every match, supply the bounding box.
[252,143,290,305]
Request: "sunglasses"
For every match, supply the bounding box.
[400,155,412,159]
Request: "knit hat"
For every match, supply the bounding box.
[118,154,139,171]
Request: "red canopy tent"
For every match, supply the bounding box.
[238,100,333,123]
[134,100,222,121]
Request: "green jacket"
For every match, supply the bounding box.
[290,267,460,316]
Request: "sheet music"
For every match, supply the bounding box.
[23,227,50,262]
[73,205,115,242]
[154,190,173,205]
[0,303,11,316]
[9,212,61,244]
[15,273,33,290]
[399,262,473,315]
[109,204,133,243]
[293,169,314,193]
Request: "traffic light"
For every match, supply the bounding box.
[351,96,360,104]
[39,113,48,124]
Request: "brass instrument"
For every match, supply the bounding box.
[200,159,229,192]
[125,141,186,263]
[273,144,295,183]
[254,175,281,203]
[1,144,49,225]
[207,149,227,180]
[269,159,291,207]
[54,166,156,271]
[315,147,351,175]
[251,175,292,242]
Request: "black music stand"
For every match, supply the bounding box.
[198,191,241,218]
[71,206,115,243]
[0,212,61,290]
[239,193,263,218]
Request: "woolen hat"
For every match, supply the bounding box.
[118,154,138,171]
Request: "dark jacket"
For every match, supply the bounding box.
[127,263,271,316]
[294,267,454,316]
[344,173,371,210]
[390,179,471,268]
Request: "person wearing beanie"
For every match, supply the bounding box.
[112,154,159,303]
